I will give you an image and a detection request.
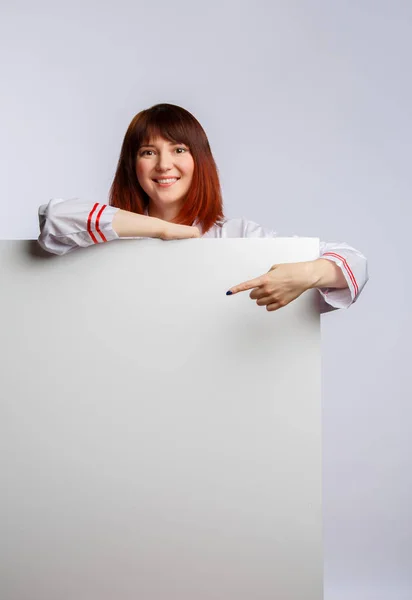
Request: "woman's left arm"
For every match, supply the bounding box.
[223,219,368,312]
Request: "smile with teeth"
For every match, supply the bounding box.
[153,177,180,186]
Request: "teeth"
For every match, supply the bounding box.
[156,178,178,184]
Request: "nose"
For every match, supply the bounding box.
[155,151,173,172]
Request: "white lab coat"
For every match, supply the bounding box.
[38,197,368,311]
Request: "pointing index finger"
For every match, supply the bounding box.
[226,277,263,295]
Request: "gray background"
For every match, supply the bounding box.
[1,1,411,598]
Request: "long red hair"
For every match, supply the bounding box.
[108,103,225,233]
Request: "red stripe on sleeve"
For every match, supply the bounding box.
[87,203,99,244]
[95,205,108,242]
[321,252,359,296]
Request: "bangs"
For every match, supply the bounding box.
[139,111,193,148]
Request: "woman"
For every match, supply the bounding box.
[38,103,368,313]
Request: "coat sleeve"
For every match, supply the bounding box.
[240,219,368,311]
[38,197,120,255]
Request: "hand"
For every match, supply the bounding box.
[159,222,201,240]
[227,262,317,312]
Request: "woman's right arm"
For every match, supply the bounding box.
[38,198,200,255]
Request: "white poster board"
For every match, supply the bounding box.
[0,238,322,600]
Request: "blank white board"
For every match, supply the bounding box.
[0,238,321,600]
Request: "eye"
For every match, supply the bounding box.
[140,149,154,156]
[175,147,189,154]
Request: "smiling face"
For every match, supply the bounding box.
[135,136,195,221]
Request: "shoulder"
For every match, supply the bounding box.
[204,217,277,238]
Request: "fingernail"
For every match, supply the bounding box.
[226,291,233,295]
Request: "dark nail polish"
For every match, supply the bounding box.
[226,291,233,295]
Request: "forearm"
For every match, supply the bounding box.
[112,209,164,238]
[307,258,348,290]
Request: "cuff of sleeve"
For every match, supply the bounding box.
[93,205,119,243]
[317,286,353,309]
[317,254,358,309]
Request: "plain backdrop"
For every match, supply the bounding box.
[1,1,411,598]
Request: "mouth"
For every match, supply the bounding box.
[152,177,180,187]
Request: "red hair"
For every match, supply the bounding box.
[108,103,225,233]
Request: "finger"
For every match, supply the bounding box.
[255,295,272,306]
[249,288,270,300]
[266,302,282,312]
[226,276,264,296]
